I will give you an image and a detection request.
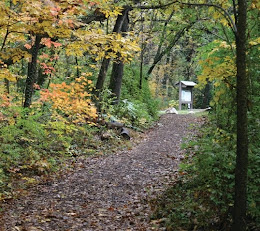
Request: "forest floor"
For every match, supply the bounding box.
[0,114,203,231]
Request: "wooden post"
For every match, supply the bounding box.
[191,87,193,109]
[179,82,182,110]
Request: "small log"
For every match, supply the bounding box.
[107,121,124,129]
[120,127,130,140]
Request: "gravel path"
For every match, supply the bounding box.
[0,114,201,231]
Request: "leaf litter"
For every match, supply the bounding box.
[0,114,202,231]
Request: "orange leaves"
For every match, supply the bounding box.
[0,94,12,108]
[40,62,56,75]
[40,76,97,124]
[24,44,32,49]
[33,83,41,90]
[50,7,61,16]
[41,38,62,48]
[38,51,59,75]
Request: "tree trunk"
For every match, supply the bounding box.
[75,56,80,78]
[232,0,248,230]
[24,34,41,108]
[139,10,145,90]
[109,60,124,102]
[108,10,129,103]
[95,7,131,94]
[4,79,10,94]
[139,47,144,89]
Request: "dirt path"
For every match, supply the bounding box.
[0,114,201,231]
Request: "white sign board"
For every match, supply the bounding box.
[181,90,191,102]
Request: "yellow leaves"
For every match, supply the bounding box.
[21,177,37,185]
[249,37,260,47]
[66,30,140,62]
[251,0,260,10]
[1,0,139,68]
[220,18,229,27]
[12,0,20,4]
[219,41,233,49]
[197,39,238,107]
[197,52,236,92]
[0,61,17,82]
[212,11,221,20]
[0,69,16,82]
[100,6,123,18]
[0,48,31,64]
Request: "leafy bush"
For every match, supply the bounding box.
[0,91,98,199]
[119,63,159,124]
[113,99,154,127]
[39,76,97,124]
[168,99,179,109]
[98,63,159,127]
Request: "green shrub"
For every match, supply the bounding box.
[168,99,179,108]
[113,99,154,128]
[0,105,99,198]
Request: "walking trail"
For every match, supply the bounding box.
[0,114,202,231]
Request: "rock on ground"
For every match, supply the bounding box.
[0,114,201,231]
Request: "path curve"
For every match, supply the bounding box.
[0,114,201,231]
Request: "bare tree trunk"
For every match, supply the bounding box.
[4,79,10,94]
[75,56,80,78]
[139,47,144,89]
[24,34,41,108]
[109,11,129,103]
[109,60,124,103]
[139,9,144,90]
[232,0,248,230]
[1,25,10,94]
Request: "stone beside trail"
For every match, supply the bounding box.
[0,114,201,231]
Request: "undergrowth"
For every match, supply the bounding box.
[0,76,157,200]
[151,120,260,231]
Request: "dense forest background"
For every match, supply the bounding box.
[0,0,259,230]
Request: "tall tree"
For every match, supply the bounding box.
[232,0,248,230]
[109,10,130,102]
[24,34,42,107]
[95,7,132,94]
[178,1,249,229]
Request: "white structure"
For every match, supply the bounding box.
[176,81,197,110]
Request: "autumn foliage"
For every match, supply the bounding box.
[40,76,97,124]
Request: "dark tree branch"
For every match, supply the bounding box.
[147,21,196,76]
[176,1,237,34]
[133,1,178,10]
